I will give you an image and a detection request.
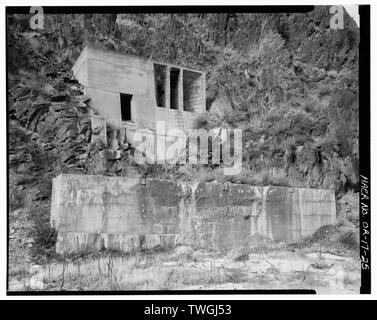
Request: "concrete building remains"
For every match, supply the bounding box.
[72,46,206,161]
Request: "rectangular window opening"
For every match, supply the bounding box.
[120,93,132,121]
[183,70,202,112]
[154,64,167,108]
[170,68,180,110]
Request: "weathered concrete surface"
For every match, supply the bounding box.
[51,174,336,254]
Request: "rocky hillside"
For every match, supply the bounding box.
[7,7,360,263]
[205,8,359,194]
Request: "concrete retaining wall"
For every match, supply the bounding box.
[51,174,336,254]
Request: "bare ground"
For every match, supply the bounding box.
[8,242,360,294]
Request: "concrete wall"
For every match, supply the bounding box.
[86,47,157,130]
[71,46,88,88]
[51,174,336,254]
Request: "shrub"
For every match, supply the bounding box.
[29,205,57,260]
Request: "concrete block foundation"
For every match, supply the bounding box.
[51,174,336,254]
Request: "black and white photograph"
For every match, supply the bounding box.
[4,3,370,296]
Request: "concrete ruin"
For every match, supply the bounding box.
[51,174,336,254]
[72,46,206,155]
